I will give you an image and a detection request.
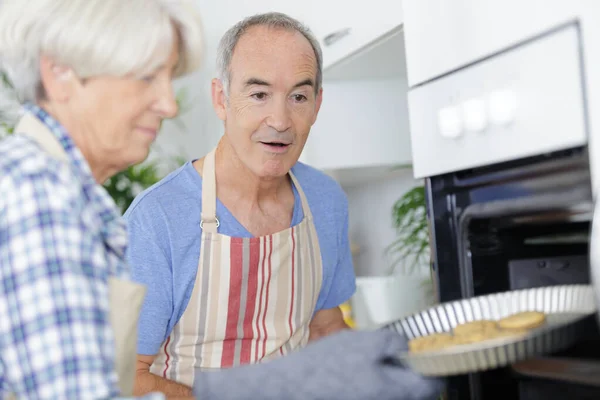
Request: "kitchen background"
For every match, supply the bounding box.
[0,0,434,329]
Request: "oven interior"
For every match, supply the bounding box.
[427,146,600,399]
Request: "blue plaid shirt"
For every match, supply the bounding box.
[0,105,164,399]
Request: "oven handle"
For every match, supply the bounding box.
[589,199,600,325]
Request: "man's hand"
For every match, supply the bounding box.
[309,307,349,341]
[135,354,193,398]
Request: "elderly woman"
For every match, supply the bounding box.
[0,1,442,399]
[0,0,202,398]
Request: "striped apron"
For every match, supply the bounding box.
[150,148,324,386]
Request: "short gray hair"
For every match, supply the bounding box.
[216,12,323,95]
[0,0,204,126]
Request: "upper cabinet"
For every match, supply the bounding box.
[276,0,403,72]
[284,2,411,187]
[209,0,405,78]
[299,74,412,187]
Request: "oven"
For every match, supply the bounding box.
[402,1,600,399]
[425,144,600,399]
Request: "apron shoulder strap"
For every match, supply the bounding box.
[289,171,314,220]
[14,113,69,162]
[201,148,219,233]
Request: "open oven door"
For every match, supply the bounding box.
[589,199,600,326]
[508,203,600,391]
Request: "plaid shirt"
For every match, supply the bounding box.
[0,105,164,399]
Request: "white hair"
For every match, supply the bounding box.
[0,0,204,126]
[216,12,323,96]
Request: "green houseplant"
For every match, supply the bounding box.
[0,70,16,136]
[385,182,437,304]
[102,161,163,214]
[385,185,444,400]
[386,185,430,275]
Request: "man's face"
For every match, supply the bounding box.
[212,25,322,179]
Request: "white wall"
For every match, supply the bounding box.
[344,171,436,329]
[344,169,424,277]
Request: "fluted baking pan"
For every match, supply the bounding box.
[385,284,597,376]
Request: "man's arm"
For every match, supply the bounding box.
[124,207,194,398]
[135,355,193,397]
[309,307,349,342]
[311,190,357,341]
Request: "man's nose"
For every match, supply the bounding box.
[266,98,292,132]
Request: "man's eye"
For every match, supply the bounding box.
[251,92,268,100]
[292,94,307,102]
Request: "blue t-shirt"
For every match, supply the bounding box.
[124,160,357,356]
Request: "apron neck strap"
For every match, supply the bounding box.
[200,148,315,232]
[16,113,69,162]
[288,171,314,220]
[200,148,219,233]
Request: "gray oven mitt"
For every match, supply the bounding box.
[193,329,444,400]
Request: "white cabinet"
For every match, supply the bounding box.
[296,25,412,188]
[203,0,403,73]
[305,79,411,170]
[276,0,403,71]
[302,76,412,186]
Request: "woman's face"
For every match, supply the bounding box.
[40,35,180,180]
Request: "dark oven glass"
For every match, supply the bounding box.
[426,146,600,400]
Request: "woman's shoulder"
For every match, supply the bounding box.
[0,134,79,196]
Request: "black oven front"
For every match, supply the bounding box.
[426,146,600,399]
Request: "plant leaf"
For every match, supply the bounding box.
[387,185,430,275]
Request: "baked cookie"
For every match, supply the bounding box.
[453,331,495,345]
[498,311,546,330]
[409,333,455,353]
[453,320,498,336]
[464,328,528,345]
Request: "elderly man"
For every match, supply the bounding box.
[126,11,357,396]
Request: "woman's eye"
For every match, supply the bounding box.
[251,92,268,100]
[141,74,156,83]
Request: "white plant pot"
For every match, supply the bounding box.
[350,273,435,330]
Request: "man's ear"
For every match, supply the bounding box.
[311,87,323,125]
[211,78,227,121]
[39,55,75,103]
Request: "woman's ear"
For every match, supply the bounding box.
[38,55,75,103]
